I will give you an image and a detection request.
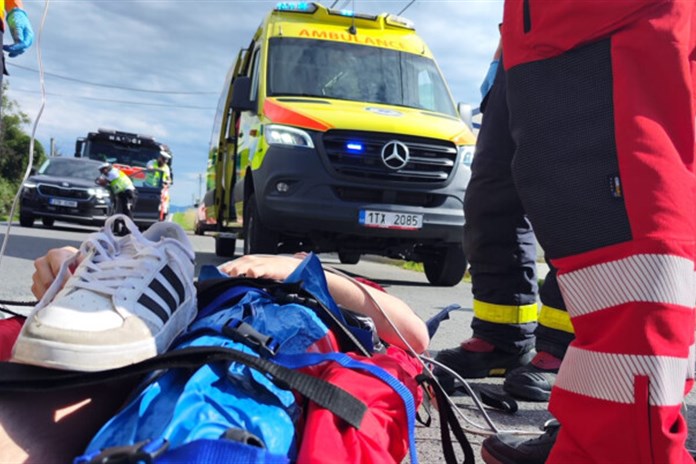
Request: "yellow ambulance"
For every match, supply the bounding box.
[208,2,476,285]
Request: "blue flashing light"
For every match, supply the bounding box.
[346,142,363,153]
[339,9,355,17]
[275,2,316,13]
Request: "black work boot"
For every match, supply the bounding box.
[434,338,534,393]
[503,351,561,402]
[481,419,560,464]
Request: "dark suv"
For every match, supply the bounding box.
[19,157,112,228]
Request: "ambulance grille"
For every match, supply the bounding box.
[322,130,458,183]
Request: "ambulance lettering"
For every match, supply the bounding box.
[298,28,404,49]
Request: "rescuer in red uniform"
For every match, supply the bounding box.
[498,2,696,462]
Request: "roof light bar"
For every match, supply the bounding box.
[275,2,318,13]
[385,14,415,30]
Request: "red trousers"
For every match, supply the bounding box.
[503,1,696,462]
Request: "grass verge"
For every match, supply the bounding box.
[171,209,196,231]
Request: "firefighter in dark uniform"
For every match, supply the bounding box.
[435,33,573,403]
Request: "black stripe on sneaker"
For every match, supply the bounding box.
[161,265,185,302]
[137,294,169,323]
[150,279,177,314]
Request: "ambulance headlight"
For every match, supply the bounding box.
[458,145,475,167]
[265,125,315,149]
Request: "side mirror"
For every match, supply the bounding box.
[457,102,474,132]
[75,138,85,157]
[230,76,256,112]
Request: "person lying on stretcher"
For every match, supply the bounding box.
[0,248,429,463]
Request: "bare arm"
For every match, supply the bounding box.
[219,255,429,353]
[31,246,79,300]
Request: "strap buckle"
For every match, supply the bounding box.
[222,317,279,357]
[74,438,169,464]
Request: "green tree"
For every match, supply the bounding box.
[0,83,45,214]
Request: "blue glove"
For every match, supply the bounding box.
[3,8,33,58]
[479,59,499,99]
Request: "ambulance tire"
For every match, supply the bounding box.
[215,235,237,258]
[194,220,205,236]
[338,251,361,265]
[243,193,278,255]
[423,245,467,287]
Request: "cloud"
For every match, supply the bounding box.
[8,0,501,206]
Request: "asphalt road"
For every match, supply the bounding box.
[0,221,694,463]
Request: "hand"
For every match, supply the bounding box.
[218,254,305,281]
[3,8,33,58]
[31,247,79,300]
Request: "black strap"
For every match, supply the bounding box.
[466,385,518,415]
[0,346,367,429]
[418,374,475,464]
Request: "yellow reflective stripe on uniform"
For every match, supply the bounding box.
[556,345,690,406]
[473,299,538,325]
[538,304,574,335]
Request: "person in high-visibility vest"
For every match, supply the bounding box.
[97,163,137,235]
[145,151,172,187]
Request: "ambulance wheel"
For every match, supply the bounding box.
[423,245,467,287]
[194,221,204,236]
[215,235,237,258]
[338,251,361,265]
[41,217,55,228]
[243,193,278,255]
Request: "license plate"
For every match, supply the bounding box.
[49,198,77,208]
[359,210,423,230]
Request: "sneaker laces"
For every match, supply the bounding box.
[71,240,163,297]
[39,215,162,304]
[69,216,163,298]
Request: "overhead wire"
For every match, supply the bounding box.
[8,87,216,110]
[7,62,217,95]
[398,0,416,15]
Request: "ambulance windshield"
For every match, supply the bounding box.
[267,38,457,117]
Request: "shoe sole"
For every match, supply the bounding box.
[481,444,516,464]
[503,382,551,402]
[12,296,197,372]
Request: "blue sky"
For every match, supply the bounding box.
[9,0,503,206]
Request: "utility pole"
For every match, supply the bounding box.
[198,173,203,203]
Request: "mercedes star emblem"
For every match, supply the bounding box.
[380,140,410,170]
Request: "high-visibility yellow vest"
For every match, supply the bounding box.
[109,169,134,194]
[146,160,171,187]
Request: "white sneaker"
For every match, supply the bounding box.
[12,214,197,371]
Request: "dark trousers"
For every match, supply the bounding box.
[112,189,137,235]
[466,61,570,358]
